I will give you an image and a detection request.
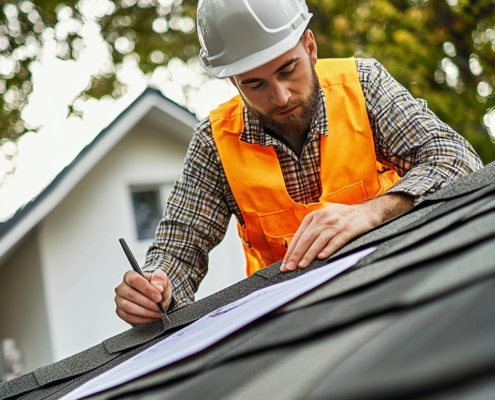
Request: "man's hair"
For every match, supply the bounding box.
[300,29,308,41]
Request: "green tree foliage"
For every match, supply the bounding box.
[0,0,494,173]
[307,0,495,163]
[0,0,198,180]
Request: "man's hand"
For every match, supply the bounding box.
[115,269,172,325]
[280,193,414,272]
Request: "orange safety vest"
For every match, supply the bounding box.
[210,58,401,276]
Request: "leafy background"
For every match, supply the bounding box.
[0,0,494,184]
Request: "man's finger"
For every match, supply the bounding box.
[115,294,164,319]
[317,232,351,259]
[150,270,172,308]
[150,270,169,293]
[282,225,321,271]
[117,284,160,312]
[144,272,153,282]
[124,270,162,303]
[297,230,335,269]
[281,213,314,271]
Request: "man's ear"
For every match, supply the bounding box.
[302,29,318,66]
[229,77,237,87]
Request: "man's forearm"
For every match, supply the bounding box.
[357,193,415,228]
[361,59,482,205]
[280,192,415,272]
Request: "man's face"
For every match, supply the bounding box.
[230,30,320,136]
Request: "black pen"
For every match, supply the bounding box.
[119,238,171,323]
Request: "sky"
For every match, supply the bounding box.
[0,16,237,221]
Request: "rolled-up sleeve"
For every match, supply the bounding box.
[358,58,483,204]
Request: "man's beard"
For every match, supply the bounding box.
[243,61,321,137]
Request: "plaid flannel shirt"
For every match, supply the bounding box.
[143,58,483,310]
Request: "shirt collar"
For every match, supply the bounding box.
[239,87,328,148]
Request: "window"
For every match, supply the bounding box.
[131,188,163,241]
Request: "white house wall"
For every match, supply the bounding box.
[196,217,246,301]
[0,231,53,373]
[38,121,245,362]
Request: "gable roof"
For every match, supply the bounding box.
[1,162,494,399]
[0,88,198,264]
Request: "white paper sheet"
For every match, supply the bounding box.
[61,247,376,400]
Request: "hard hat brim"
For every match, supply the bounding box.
[201,15,312,79]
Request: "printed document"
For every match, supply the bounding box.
[62,247,376,400]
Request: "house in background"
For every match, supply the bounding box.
[0,88,245,375]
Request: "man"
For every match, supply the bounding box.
[115,0,482,325]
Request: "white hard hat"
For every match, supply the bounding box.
[197,0,313,79]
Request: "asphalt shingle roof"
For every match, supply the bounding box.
[1,161,495,400]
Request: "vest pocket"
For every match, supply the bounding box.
[237,222,267,275]
[324,181,367,205]
[236,223,251,248]
[263,234,294,261]
[258,208,299,261]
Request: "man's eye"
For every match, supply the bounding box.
[249,82,262,91]
[282,68,295,76]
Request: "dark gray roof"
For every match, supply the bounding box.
[1,162,495,400]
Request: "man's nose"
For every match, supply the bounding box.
[271,83,291,107]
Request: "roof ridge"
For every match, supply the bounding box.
[0,88,197,247]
